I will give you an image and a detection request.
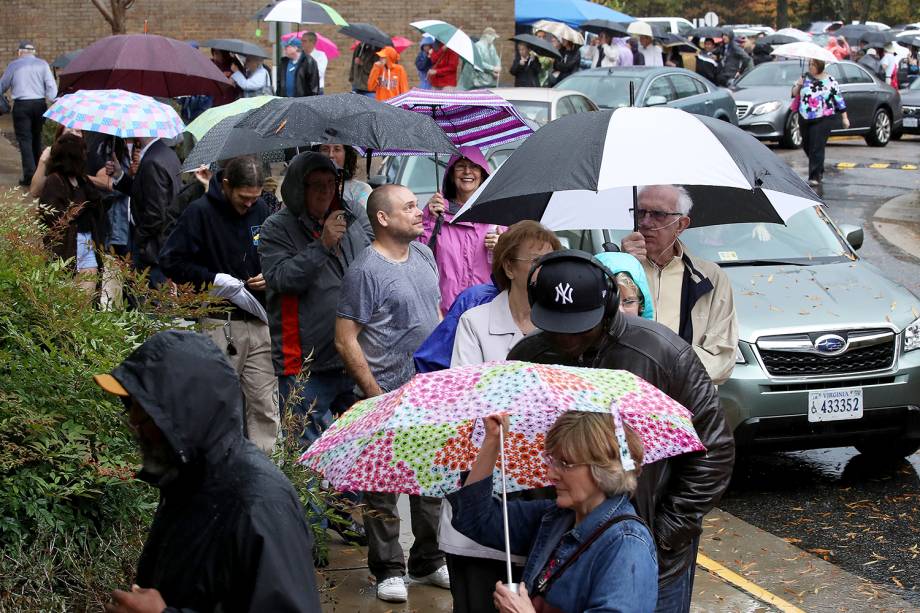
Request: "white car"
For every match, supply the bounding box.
[638,17,695,37]
[488,87,599,126]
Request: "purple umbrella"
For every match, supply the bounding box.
[59,34,236,99]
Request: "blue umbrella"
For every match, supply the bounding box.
[515,0,634,28]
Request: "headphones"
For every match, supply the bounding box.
[526,249,620,318]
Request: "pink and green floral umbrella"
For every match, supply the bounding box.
[300,361,705,497]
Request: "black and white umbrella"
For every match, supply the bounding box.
[453,107,823,230]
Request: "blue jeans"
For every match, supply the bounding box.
[654,536,699,613]
[278,369,356,447]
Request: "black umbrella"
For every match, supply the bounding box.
[202,39,268,59]
[581,19,630,37]
[339,23,393,49]
[511,34,562,60]
[181,112,304,172]
[51,49,82,69]
[452,107,822,231]
[902,35,920,48]
[859,31,893,47]
[760,34,800,45]
[658,33,697,51]
[235,94,459,155]
[690,26,725,40]
[835,24,873,44]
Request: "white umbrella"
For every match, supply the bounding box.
[410,19,476,64]
[774,27,811,41]
[770,41,838,64]
[532,19,585,45]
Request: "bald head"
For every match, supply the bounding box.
[367,184,411,230]
[367,184,423,242]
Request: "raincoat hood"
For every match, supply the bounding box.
[377,46,401,64]
[595,252,655,320]
[280,152,338,217]
[111,330,243,470]
[443,145,491,194]
[420,34,435,47]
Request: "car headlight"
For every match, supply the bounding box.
[905,316,920,352]
[735,345,746,364]
[751,101,783,116]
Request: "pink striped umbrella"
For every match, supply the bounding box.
[280,30,340,59]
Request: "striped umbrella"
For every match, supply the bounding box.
[44,89,184,139]
[410,20,475,64]
[385,88,534,151]
[261,0,347,26]
[184,95,277,141]
[454,107,823,231]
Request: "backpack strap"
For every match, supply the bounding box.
[534,514,647,597]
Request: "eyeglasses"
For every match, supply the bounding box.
[541,451,587,472]
[629,208,683,223]
[511,255,543,264]
[621,298,641,307]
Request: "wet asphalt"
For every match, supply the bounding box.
[720,136,920,607]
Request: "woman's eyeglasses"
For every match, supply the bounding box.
[541,451,587,472]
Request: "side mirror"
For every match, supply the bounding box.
[368,174,388,188]
[645,95,668,106]
[839,223,863,250]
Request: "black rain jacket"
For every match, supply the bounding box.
[111,330,321,612]
[507,311,735,586]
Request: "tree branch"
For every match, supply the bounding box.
[124,0,136,10]
[89,0,115,26]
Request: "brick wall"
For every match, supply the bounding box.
[1,0,516,94]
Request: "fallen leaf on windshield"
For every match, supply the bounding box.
[767,275,774,283]
[890,302,897,311]
[891,576,904,588]
[886,315,892,323]
[770,305,783,312]
[799,309,811,315]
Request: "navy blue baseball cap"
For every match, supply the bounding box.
[528,251,612,334]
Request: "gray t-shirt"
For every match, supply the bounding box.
[338,242,441,393]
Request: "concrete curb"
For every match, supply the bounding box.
[872,191,920,261]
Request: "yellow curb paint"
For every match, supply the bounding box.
[868,163,891,169]
[901,164,918,170]
[836,162,857,168]
[697,553,807,613]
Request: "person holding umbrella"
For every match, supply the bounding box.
[276,37,320,98]
[792,58,849,187]
[350,42,381,97]
[447,411,658,613]
[231,55,273,98]
[429,41,460,89]
[511,42,541,87]
[695,38,722,84]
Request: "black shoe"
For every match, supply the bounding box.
[332,517,368,546]
[17,178,30,187]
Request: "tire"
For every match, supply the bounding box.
[891,129,902,141]
[865,108,891,147]
[855,437,920,459]
[779,112,802,149]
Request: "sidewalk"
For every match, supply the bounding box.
[0,114,26,188]
[873,191,920,261]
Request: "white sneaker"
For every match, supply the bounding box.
[408,564,450,589]
[376,576,408,602]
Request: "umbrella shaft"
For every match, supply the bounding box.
[499,427,514,589]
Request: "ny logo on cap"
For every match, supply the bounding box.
[554,282,574,305]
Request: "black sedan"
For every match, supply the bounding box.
[730,60,903,148]
[555,66,738,124]
[893,77,920,138]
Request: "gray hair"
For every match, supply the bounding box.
[638,184,694,217]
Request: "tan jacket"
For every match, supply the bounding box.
[642,243,739,385]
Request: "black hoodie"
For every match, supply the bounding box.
[159,173,271,305]
[112,330,321,612]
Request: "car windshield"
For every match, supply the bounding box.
[608,206,853,265]
[557,75,644,109]
[735,62,802,87]
[400,156,448,196]
[910,78,920,92]
[509,100,551,125]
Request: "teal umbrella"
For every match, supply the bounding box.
[261,0,347,26]
[410,19,475,64]
[184,96,277,141]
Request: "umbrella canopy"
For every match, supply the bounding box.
[770,41,838,63]
[760,33,801,45]
[58,34,235,99]
[385,88,534,150]
[300,361,705,497]
[689,26,725,39]
[235,94,460,155]
[774,27,811,41]
[581,19,631,37]
[834,24,873,44]
[280,30,340,59]
[51,49,82,70]
[659,33,697,51]
[339,22,393,49]
[391,36,413,54]
[515,0,634,28]
[511,33,562,59]
[261,0,348,25]
[44,89,184,139]
[184,95,277,141]
[411,20,476,64]
[181,112,303,172]
[860,31,893,47]
[453,107,823,230]
[531,20,585,45]
[202,38,268,59]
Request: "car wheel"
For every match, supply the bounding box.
[855,437,920,459]
[865,108,891,147]
[779,112,802,149]
[891,129,902,141]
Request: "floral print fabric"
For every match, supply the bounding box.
[299,361,706,497]
[798,75,846,120]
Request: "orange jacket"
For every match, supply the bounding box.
[367,47,409,101]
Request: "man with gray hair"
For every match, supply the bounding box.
[0,41,57,186]
[621,184,738,384]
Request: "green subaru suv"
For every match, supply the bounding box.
[560,205,920,459]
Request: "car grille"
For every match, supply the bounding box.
[756,329,896,377]
[736,103,750,119]
[903,106,919,118]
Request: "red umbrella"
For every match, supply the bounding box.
[59,34,236,99]
[391,36,413,53]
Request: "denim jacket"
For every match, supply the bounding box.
[448,476,658,613]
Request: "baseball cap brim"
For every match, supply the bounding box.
[93,373,130,397]
[530,302,606,334]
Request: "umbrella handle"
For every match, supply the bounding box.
[632,185,639,233]
[499,427,517,593]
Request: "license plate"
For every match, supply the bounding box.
[808,388,863,422]
[905,117,918,128]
